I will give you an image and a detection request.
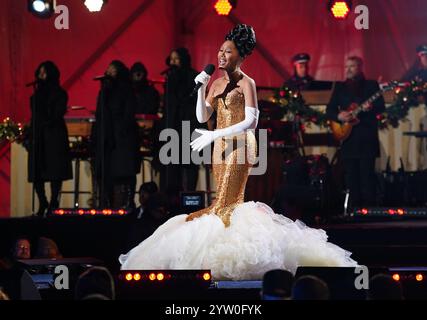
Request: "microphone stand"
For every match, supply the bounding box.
[163,70,171,191]
[31,82,37,215]
[293,115,306,157]
[99,79,107,208]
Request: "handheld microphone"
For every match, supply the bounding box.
[93,75,109,81]
[191,64,215,96]
[160,67,172,76]
[25,80,38,87]
[69,106,86,110]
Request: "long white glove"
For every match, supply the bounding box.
[191,107,260,152]
[194,71,214,123]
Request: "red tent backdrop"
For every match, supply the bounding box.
[1,0,427,216]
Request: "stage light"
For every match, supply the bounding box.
[33,0,46,12]
[84,0,107,12]
[214,0,237,16]
[157,273,165,281]
[53,208,129,216]
[416,274,423,282]
[203,272,211,281]
[392,273,400,281]
[28,0,55,18]
[119,270,212,283]
[353,207,427,218]
[328,1,352,19]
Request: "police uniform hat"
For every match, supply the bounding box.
[292,53,311,65]
[416,44,427,56]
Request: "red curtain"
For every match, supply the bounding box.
[1,0,427,216]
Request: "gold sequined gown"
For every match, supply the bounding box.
[185,89,257,227]
[119,90,357,280]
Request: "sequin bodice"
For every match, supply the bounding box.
[213,90,246,129]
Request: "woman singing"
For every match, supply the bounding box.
[92,60,139,209]
[28,61,72,217]
[120,25,357,280]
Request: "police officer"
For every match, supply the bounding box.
[284,53,314,91]
[403,44,427,82]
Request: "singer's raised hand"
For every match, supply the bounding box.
[194,71,211,91]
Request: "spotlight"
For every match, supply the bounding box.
[202,272,211,281]
[328,1,352,19]
[392,273,400,281]
[84,0,107,12]
[28,0,55,18]
[214,0,237,16]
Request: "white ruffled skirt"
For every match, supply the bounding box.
[119,201,357,280]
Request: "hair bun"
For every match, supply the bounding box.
[225,24,256,58]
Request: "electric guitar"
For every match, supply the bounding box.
[330,81,398,142]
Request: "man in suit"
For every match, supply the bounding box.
[326,56,385,207]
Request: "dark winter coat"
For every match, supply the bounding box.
[28,83,72,182]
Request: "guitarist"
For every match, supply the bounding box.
[326,56,385,207]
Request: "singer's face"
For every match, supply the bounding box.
[132,71,146,82]
[169,51,181,67]
[218,40,242,71]
[38,66,47,80]
[106,64,118,78]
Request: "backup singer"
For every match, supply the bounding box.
[28,61,72,217]
[130,62,160,115]
[91,60,140,209]
[161,48,204,192]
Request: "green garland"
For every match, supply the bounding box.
[378,81,427,129]
[272,81,427,129]
[272,87,328,127]
[0,117,27,144]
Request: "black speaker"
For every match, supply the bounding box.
[0,267,41,300]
